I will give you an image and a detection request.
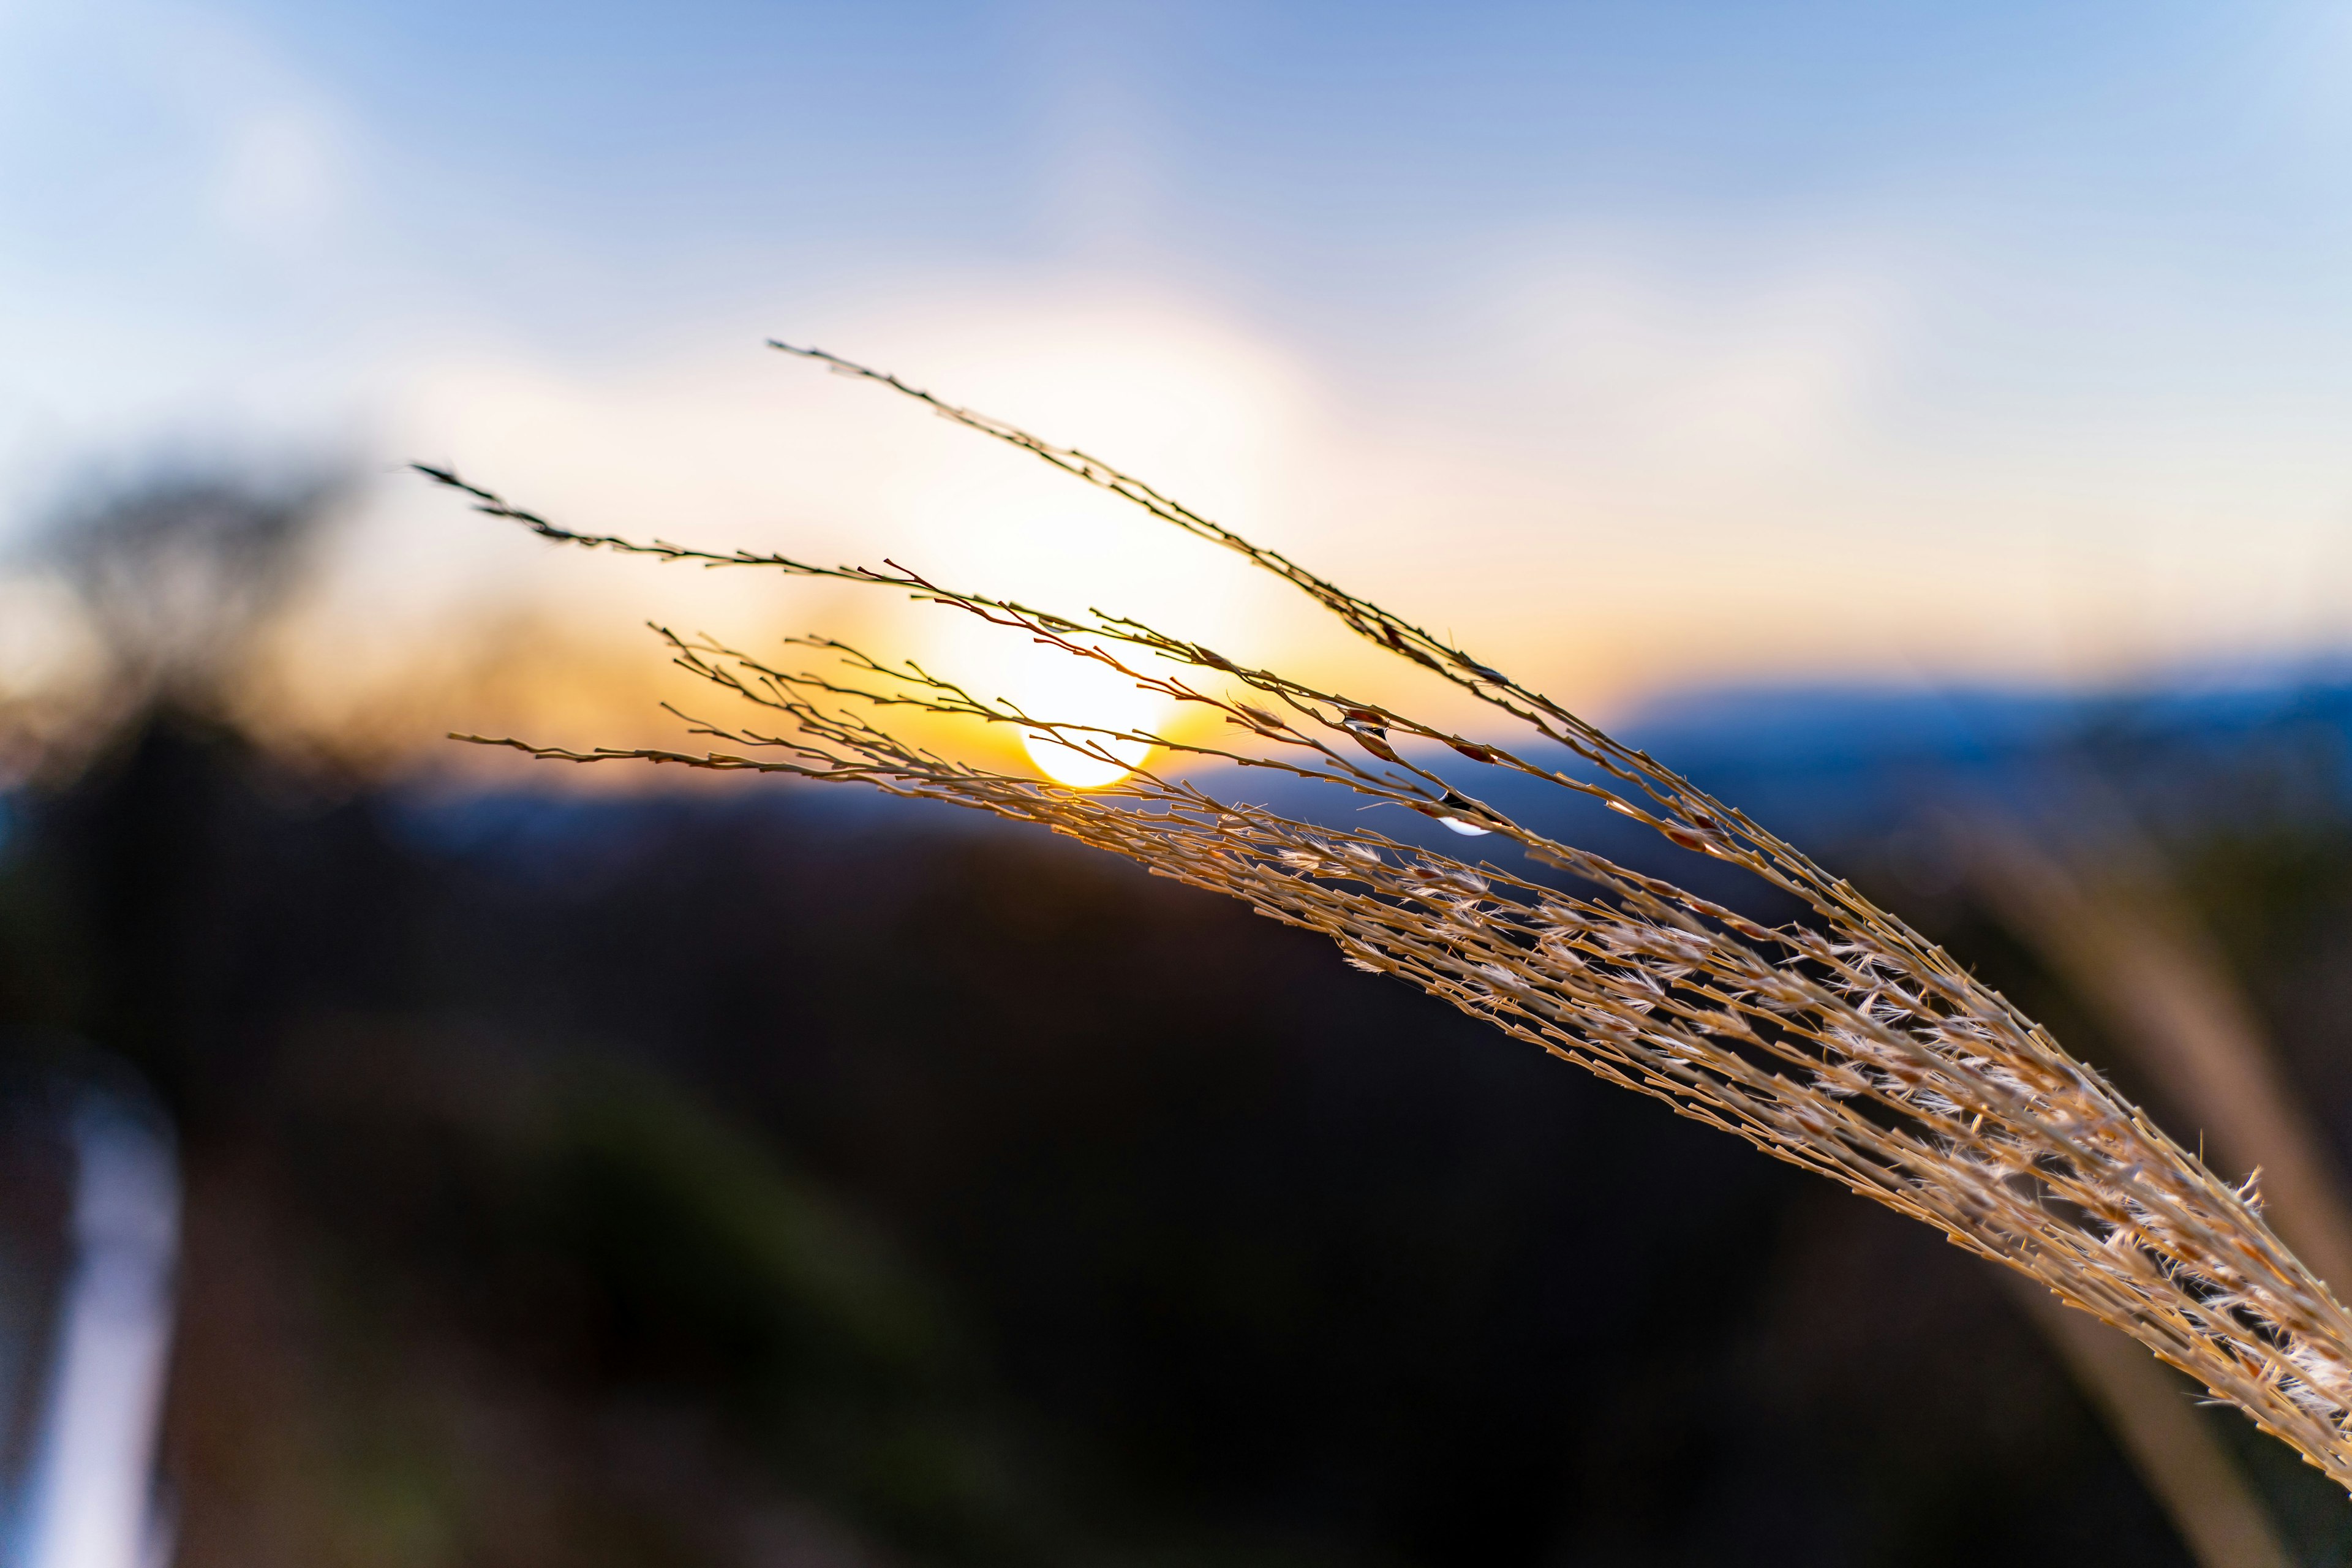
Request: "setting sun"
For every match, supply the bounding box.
[997,655,1172,789]
[1022,728,1154,789]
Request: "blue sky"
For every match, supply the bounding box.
[6,0,2352,748]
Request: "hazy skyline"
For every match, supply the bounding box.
[9,0,2352,754]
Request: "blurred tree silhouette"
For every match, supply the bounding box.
[40,469,344,724]
[6,470,348,1107]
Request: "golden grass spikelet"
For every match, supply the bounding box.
[424,346,2352,1489]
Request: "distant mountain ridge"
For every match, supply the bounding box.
[343,671,2352,918]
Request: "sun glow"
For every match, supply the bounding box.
[1003,657,1171,788]
[1023,727,1155,788]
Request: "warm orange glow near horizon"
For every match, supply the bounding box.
[13,284,2352,793]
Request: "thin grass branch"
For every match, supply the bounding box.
[424,355,2352,1493]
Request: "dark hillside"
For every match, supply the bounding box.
[20,692,2352,1564]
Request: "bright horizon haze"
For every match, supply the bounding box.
[7,0,2352,764]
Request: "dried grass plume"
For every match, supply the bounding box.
[424,344,2352,1490]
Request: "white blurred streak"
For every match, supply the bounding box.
[17,1101,179,1568]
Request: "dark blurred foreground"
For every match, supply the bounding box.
[11,472,2352,1567]
[6,687,2352,1567]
